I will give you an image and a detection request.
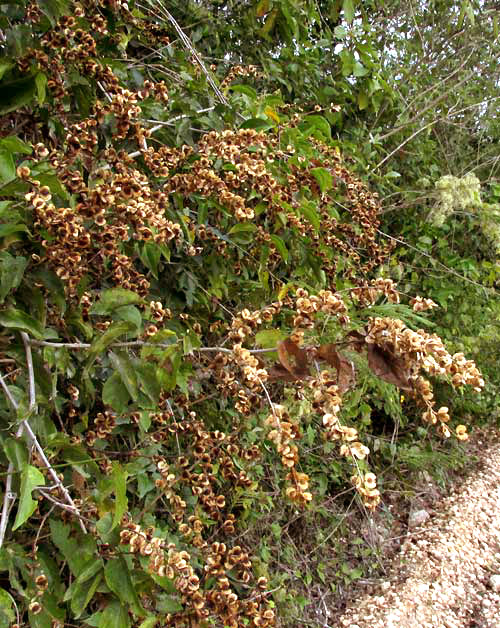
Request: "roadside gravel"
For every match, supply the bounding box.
[335,432,500,628]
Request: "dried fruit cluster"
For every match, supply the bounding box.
[365,316,484,439]
[117,411,276,628]
[198,282,484,509]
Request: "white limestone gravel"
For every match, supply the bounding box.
[335,438,500,628]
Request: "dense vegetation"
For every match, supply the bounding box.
[0,1,498,626]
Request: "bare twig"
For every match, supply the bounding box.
[21,333,36,415]
[373,95,500,172]
[145,0,228,106]
[0,335,87,546]
[0,372,24,549]
[97,80,113,103]
[257,375,282,434]
[125,106,218,160]
[372,120,436,172]
[36,489,93,523]
[29,338,277,355]
[376,229,494,292]
[379,54,475,140]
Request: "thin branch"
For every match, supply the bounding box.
[97,80,113,103]
[125,106,218,160]
[0,380,23,548]
[21,333,36,414]
[36,489,93,523]
[380,53,475,140]
[376,229,495,292]
[257,376,281,434]
[20,420,86,531]
[29,338,277,354]
[144,106,216,128]
[372,119,437,172]
[145,0,228,106]
[373,93,500,173]
[0,337,88,543]
[0,367,26,548]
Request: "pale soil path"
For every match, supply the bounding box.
[335,433,500,628]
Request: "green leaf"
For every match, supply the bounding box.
[70,573,102,618]
[156,595,183,613]
[310,167,333,194]
[258,7,278,38]
[464,0,475,25]
[0,62,13,82]
[104,556,144,616]
[299,202,321,231]
[12,465,45,530]
[35,72,47,105]
[113,304,142,331]
[111,463,128,530]
[139,241,161,279]
[138,618,158,628]
[255,0,270,17]
[457,1,466,29]
[270,234,289,262]
[385,170,401,179]
[109,351,138,400]
[50,520,96,576]
[343,0,355,24]
[0,307,44,339]
[353,61,369,77]
[255,329,286,349]
[0,136,32,154]
[73,558,104,587]
[302,115,331,140]
[239,117,273,131]
[0,150,15,184]
[339,49,355,76]
[0,587,15,628]
[90,289,143,316]
[228,222,257,235]
[0,75,37,116]
[103,371,131,413]
[86,321,136,368]
[0,223,29,239]
[150,574,176,593]
[139,329,177,359]
[334,25,347,38]
[99,599,131,628]
[182,329,201,355]
[3,437,28,471]
[0,252,28,302]
[136,363,161,404]
[229,84,257,99]
[38,0,70,24]
[357,91,369,110]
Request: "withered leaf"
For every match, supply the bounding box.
[317,343,341,371]
[276,338,310,379]
[366,344,412,391]
[317,343,356,393]
[267,363,300,382]
[345,329,366,353]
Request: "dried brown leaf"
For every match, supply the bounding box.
[276,338,310,379]
[317,343,356,393]
[366,345,412,391]
[267,363,300,382]
[345,329,366,353]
